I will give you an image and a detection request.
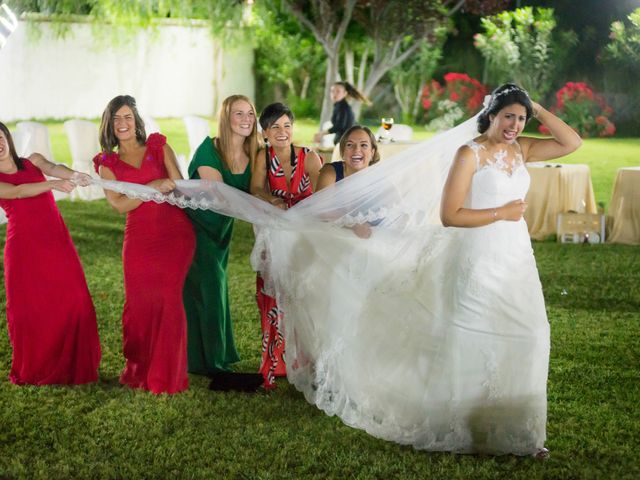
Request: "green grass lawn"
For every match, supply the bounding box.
[0,199,638,479]
[8,118,637,210]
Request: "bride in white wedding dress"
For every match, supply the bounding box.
[264,84,581,457]
[93,84,581,457]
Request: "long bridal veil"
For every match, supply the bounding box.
[95,112,534,452]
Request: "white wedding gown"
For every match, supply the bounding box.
[93,112,549,455]
[263,139,548,455]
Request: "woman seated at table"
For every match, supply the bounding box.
[250,102,322,388]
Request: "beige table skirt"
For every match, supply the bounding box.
[524,163,597,240]
[607,167,640,245]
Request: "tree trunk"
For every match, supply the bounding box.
[286,78,297,97]
[274,83,285,103]
[301,74,310,99]
[345,48,355,84]
[320,53,340,126]
[411,79,424,122]
[351,47,369,121]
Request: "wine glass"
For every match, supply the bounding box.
[380,117,394,143]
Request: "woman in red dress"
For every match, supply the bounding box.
[0,121,101,385]
[94,96,195,394]
[250,103,323,388]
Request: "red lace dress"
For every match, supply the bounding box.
[257,146,314,389]
[0,159,101,385]
[93,133,195,394]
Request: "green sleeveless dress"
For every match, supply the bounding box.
[183,137,251,375]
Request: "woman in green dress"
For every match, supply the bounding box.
[183,94,263,391]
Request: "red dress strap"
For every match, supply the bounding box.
[92,152,118,174]
[145,133,167,166]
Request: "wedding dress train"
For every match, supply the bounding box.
[94,112,548,454]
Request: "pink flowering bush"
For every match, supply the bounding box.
[540,82,616,137]
[421,73,487,131]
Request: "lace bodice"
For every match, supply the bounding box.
[466,140,530,210]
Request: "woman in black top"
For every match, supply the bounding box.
[314,82,370,145]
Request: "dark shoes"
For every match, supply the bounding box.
[208,371,264,393]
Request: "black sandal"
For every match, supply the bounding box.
[208,371,264,393]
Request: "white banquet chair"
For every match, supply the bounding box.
[63,119,104,201]
[16,121,69,201]
[143,115,161,134]
[183,115,211,164]
[320,121,335,148]
[16,121,55,161]
[10,130,31,158]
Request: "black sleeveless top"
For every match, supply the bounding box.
[331,161,345,182]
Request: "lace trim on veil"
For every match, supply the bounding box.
[87,105,549,455]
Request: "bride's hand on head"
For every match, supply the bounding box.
[530,101,543,118]
[499,199,527,221]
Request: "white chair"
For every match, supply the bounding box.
[10,130,31,158]
[15,121,68,201]
[176,154,189,179]
[321,121,335,148]
[183,115,211,164]
[16,121,55,161]
[143,115,161,134]
[63,119,105,201]
[376,123,413,142]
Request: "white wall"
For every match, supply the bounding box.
[0,18,254,121]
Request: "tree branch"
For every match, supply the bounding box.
[331,0,356,51]
[444,0,466,16]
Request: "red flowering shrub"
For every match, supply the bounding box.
[540,82,616,137]
[421,73,487,130]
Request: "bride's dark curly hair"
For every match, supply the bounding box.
[477,83,533,133]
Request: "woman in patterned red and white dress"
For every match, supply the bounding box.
[250,103,322,389]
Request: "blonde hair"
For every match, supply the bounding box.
[215,95,260,171]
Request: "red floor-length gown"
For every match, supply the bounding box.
[0,159,101,385]
[93,133,195,394]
